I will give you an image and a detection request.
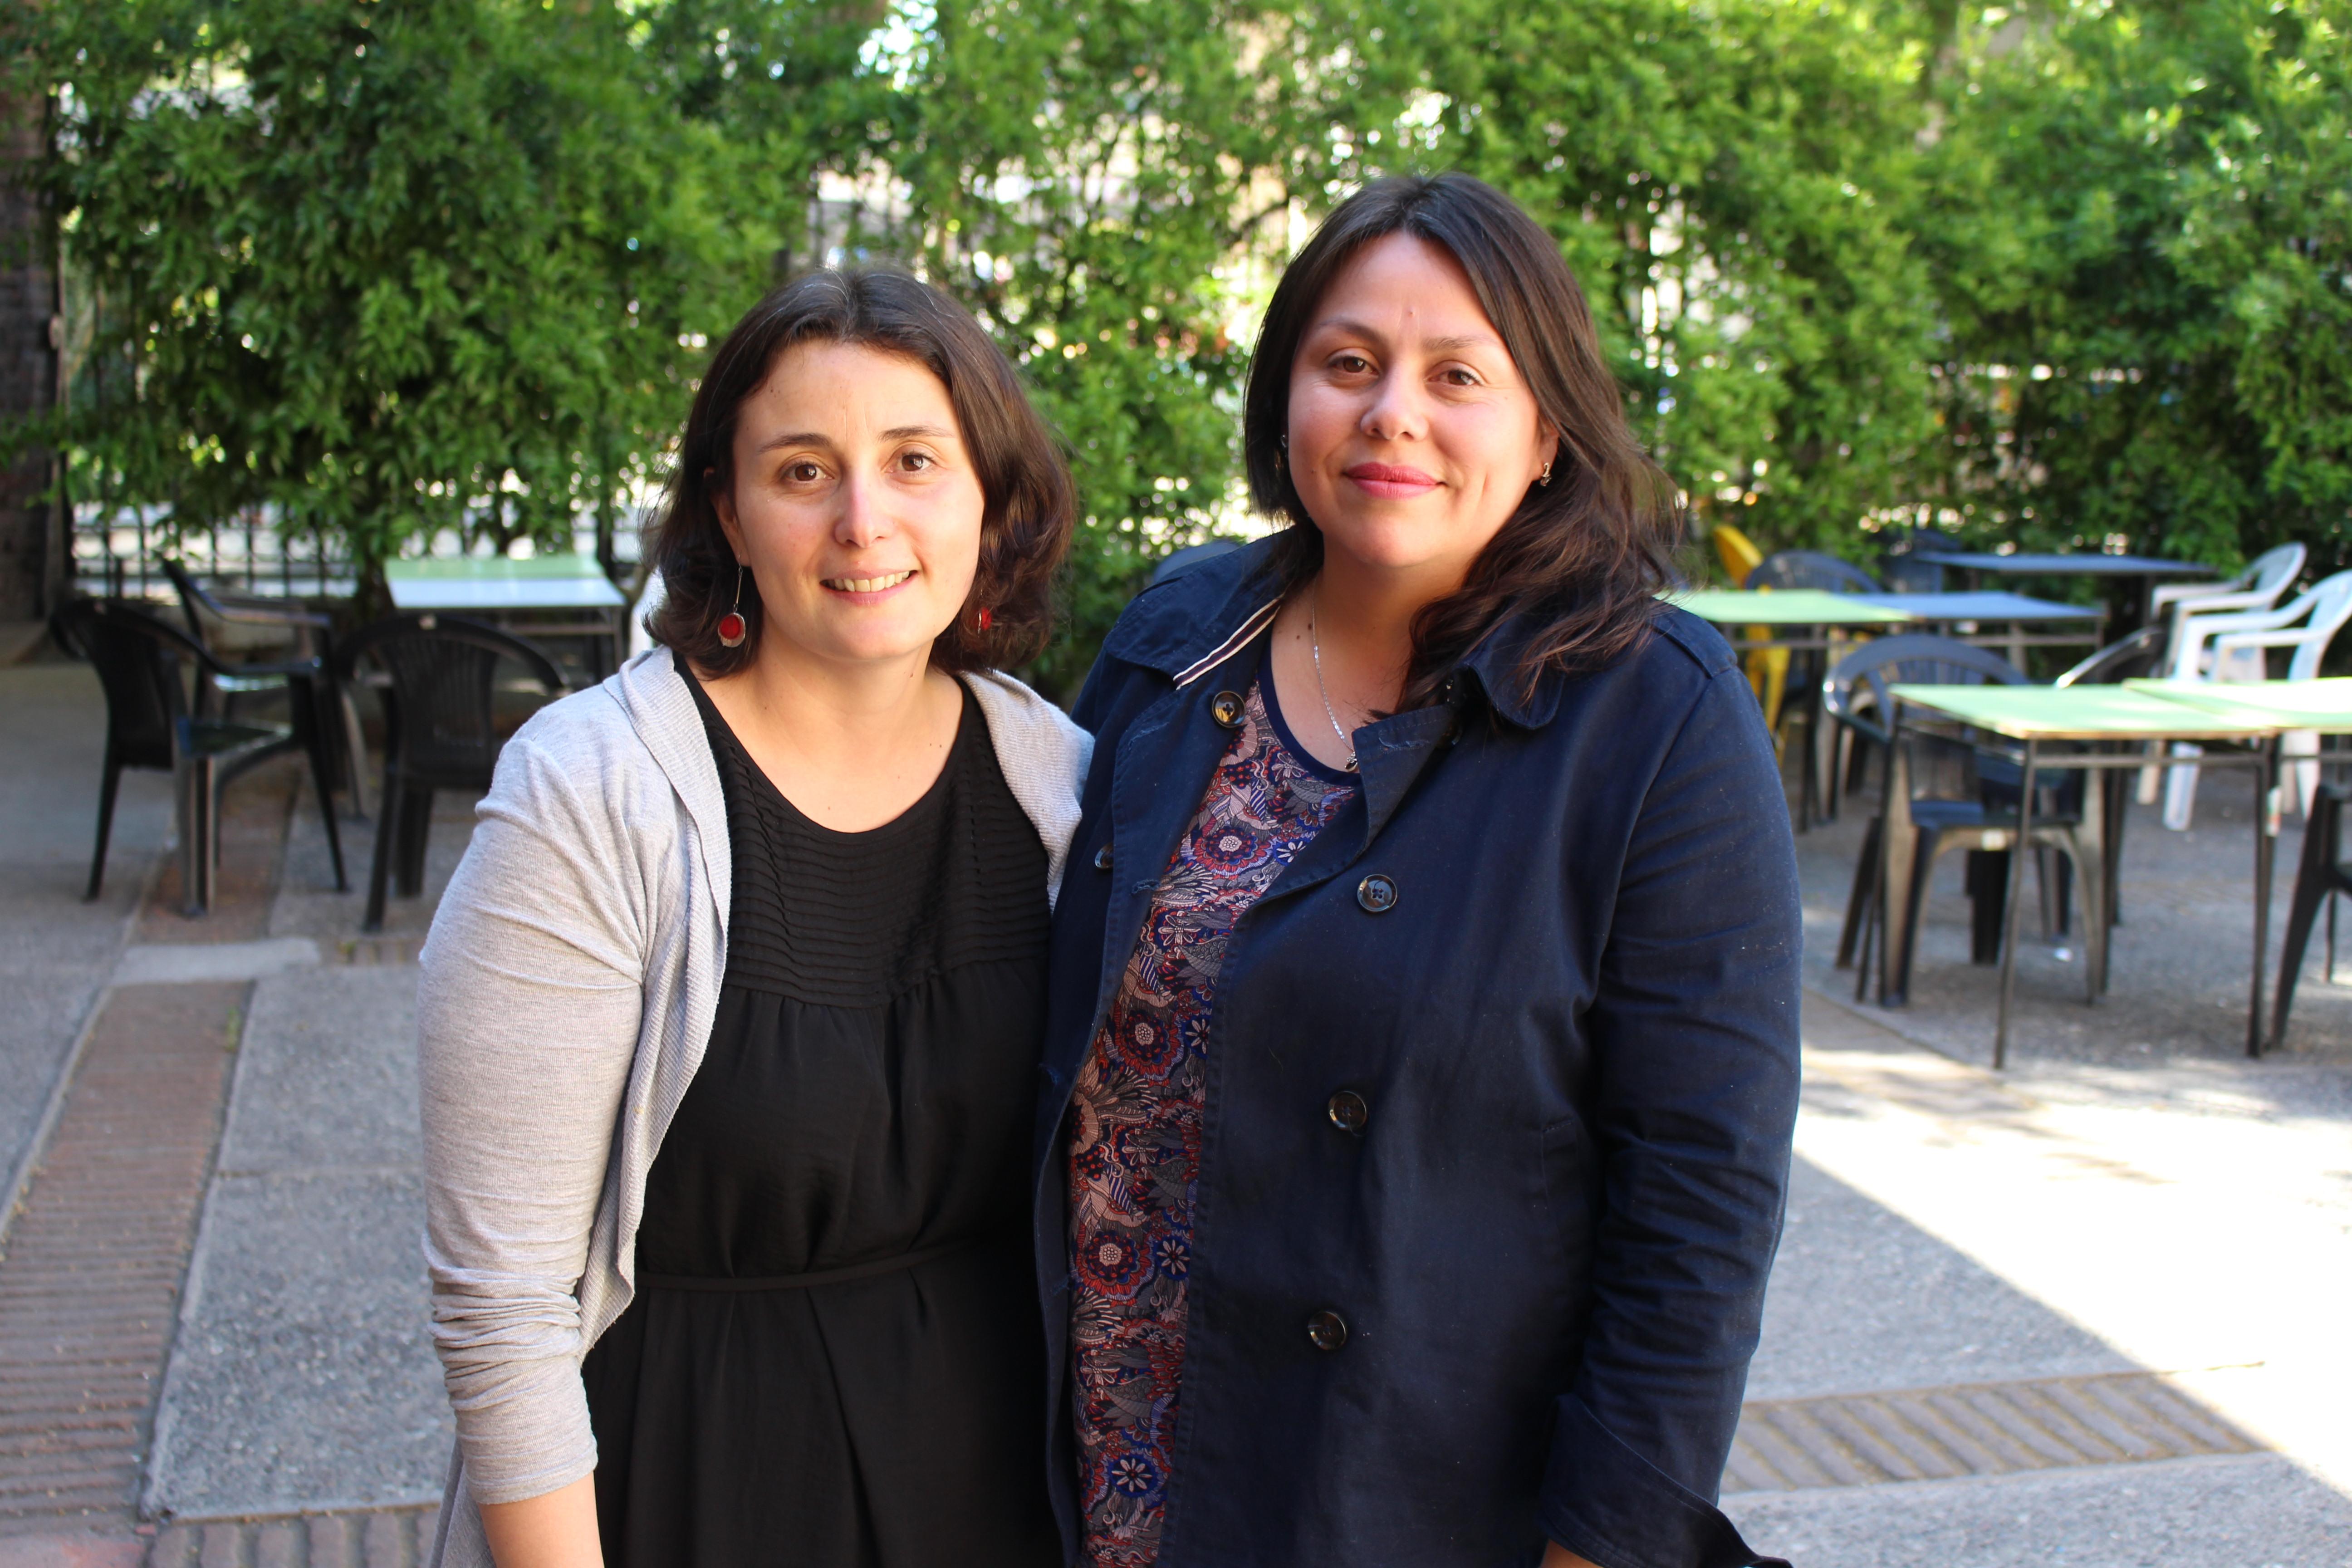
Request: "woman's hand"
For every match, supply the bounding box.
[480,1474,604,1568]
[1541,1542,1601,1568]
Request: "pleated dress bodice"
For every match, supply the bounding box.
[581,662,1059,1568]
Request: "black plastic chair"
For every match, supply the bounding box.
[2273,782,2352,1048]
[1744,549,1882,594]
[1877,528,1960,594]
[2043,625,2172,929]
[162,558,371,816]
[1149,539,1243,587]
[52,597,348,915]
[1743,550,1882,828]
[2053,624,2168,689]
[336,612,566,931]
[1824,635,2100,1005]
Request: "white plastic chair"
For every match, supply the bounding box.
[2152,543,2307,664]
[2144,544,2307,812]
[2162,569,2352,828]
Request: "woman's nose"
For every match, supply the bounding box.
[833,470,892,547]
[1360,372,1427,443]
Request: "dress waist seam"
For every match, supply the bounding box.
[637,1234,994,1292]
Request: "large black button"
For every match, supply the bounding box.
[1356,873,1398,913]
[1093,843,1113,872]
[1306,1310,1349,1352]
[1327,1089,1369,1135]
[1210,690,1245,728]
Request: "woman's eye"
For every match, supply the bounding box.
[1330,353,1373,375]
[1440,367,1482,387]
[900,451,936,472]
[784,461,824,484]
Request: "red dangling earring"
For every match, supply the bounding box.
[975,605,993,633]
[717,566,748,648]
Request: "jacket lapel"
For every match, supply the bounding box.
[609,650,732,941]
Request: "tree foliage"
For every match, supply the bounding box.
[29,0,826,599]
[1932,0,2352,576]
[13,0,2351,680]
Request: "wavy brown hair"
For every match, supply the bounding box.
[1244,173,1682,710]
[647,268,1076,676]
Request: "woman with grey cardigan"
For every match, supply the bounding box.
[416,270,1089,1568]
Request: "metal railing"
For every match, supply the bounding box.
[71,504,353,604]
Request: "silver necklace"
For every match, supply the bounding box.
[1307,589,1360,773]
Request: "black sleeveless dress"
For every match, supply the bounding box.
[581,665,1059,1568]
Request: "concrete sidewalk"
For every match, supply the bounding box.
[1730,991,2352,1565]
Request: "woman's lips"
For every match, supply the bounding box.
[1343,462,1440,499]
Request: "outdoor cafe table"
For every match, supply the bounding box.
[2123,676,2352,729]
[1885,682,2281,1067]
[384,554,629,678]
[1915,551,2217,623]
[1669,588,2098,828]
[1670,587,2097,650]
[1666,588,1913,649]
[1851,590,2105,665]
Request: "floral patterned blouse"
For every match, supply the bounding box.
[1065,679,1358,1568]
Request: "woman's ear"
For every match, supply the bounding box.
[710,469,746,563]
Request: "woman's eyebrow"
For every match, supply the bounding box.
[753,422,957,453]
[1308,318,1502,356]
[1421,333,1502,356]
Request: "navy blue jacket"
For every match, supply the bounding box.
[1034,539,1800,1568]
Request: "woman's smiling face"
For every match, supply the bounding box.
[714,340,985,671]
[1286,232,1556,584]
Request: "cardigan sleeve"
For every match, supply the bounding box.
[416,724,651,1507]
[1536,663,1801,1568]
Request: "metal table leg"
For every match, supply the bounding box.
[2251,737,2279,1056]
[1995,740,2040,1069]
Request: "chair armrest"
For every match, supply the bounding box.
[2172,589,2291,623]
[215,655,328,681]
[2211,628,2328,652]
[2178,602,2306,642]
[2154,578,2247,613]
[1825,709,1891,748]
[206,601,334,632]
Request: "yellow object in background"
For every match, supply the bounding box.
[1712,523,1790,740]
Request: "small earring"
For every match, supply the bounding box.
[975,605,993,633]
[1276,433,1288,477]
[717,566,748,648]
[1539,459,1554,488]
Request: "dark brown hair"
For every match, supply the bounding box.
[647,268,1076,675]
[1244,173,1681,710]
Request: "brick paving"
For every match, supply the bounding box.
[146,1506,437,1568]
[0,754,435,1566]
[0,983,244,1531]
[1725,1371,2263,1494]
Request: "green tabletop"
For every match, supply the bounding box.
[1889,683,2280,740]
[2124,678,2352,734]
[384,552,627,611]
[385,553,609,580]
[1666,589,1914,627]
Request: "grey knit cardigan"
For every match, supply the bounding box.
[416,649,1091,1568]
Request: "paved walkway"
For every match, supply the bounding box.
[1,658,2347,1566]
[0,661,456,1566]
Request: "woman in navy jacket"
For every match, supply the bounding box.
[1033,174,1798,1568]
